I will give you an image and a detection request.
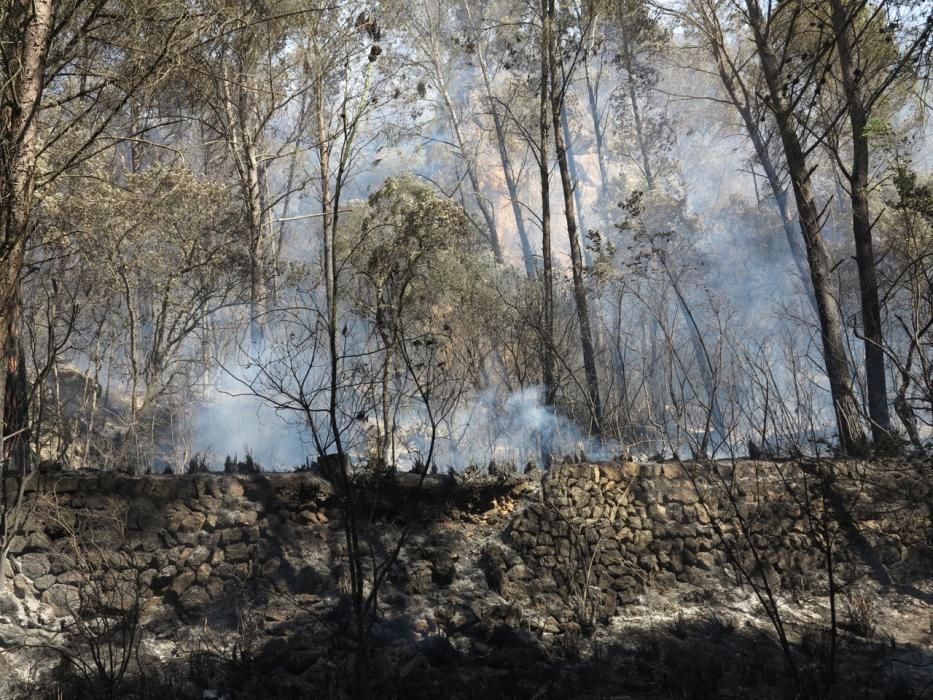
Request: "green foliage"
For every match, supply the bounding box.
[885,162,933,264]
[343,174,491,340]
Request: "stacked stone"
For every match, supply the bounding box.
[5,457,921,629]
[505,461,835,603]
[4,472,332,621]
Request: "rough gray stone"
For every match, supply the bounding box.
[17,553,51,580]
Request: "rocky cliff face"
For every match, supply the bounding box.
[0,459,929,698]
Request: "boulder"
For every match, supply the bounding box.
[17,553,51,580]
[43,583,79,616]
[170,570,196,597]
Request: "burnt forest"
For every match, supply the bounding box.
[1,0,932,698]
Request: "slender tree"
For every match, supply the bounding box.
[464,0,539,277]
[0,0,54,471]
[545,0,604,435]
[538,0,557,419]
[824,0,931,441]
[744,0,867,454]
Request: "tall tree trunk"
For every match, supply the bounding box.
[547,0,603,436]
[583,68,611,206]
[313,79,334,332]
[538,0,556,418]
[745,0,866,455]
[221,68,269,347]
[243,134,268,347]
[0,0,53,470]
[0,0,54,590]
[311,73,344,460]
[830,0,891,441]
[560,103,593,267]
[475,49,537,278]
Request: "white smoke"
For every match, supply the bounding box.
[192,376,620,472]
[192,389,310,470]
[388,385,620,471]
[191,347,315,471]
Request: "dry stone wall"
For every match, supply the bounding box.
[2,458,925,633]
[505,461,837,607]
[3,471,336,626]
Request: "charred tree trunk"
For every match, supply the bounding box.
[3,303,29,473]
[746,0,866,455]
[538,0,556,419]
[547,0,603,436]
[830,0,891,441]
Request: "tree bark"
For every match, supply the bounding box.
[221,67,269,347]
[745,0,866,455]
[829,0,891,441]
[0,0,54,469]
[244,132,269,347]
[547,0,604,436]
[539,0,556,418]
[0,0,54,589]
